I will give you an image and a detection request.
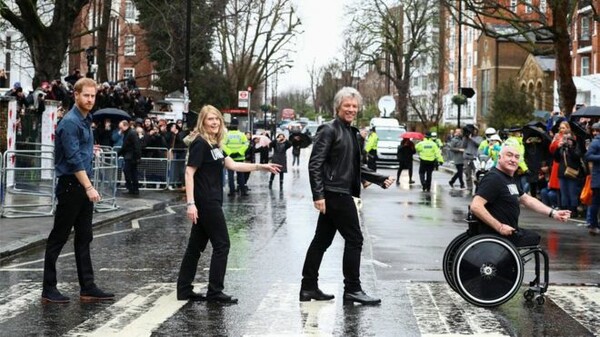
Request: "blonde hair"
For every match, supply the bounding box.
[194,105,225,146]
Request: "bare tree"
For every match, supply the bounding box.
[442,0,584,116]
[347,0,441,124]
[0,0,90,86]
[215,0,301,104]
[307,60,322,111]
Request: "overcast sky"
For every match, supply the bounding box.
[277,0,347,92]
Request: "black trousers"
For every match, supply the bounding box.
[396,161,413,181]
[301,192,363,292]
[449,163,465,187]
[43,175,95,291]
[419,160,435,191]
[177,202,230,296]
[123,159,139,192]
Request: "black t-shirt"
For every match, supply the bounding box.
[475,167,523,230]
[187,137,225,205]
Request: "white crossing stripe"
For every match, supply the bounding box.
[243,282,338,337]
[408,283,509,337]
[64,282,203,337]
[0,282,46,324]
[547,286,600,336]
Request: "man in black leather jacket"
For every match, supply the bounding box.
[300,87,393,306]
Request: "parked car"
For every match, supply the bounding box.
[302,122,320,140]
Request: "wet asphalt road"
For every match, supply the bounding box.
[1,154,599,336]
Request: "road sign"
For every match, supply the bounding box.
[238,90,249,108]
[378,95,396,117]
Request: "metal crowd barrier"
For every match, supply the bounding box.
[93,149,119,213]
[113,146,170,190]
[1,149,56,218]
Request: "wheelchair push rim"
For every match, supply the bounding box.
[443,232,470,292]
[453,235,524,307]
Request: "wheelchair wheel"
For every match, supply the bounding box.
[453,234,523,307]
[443,232,470,292]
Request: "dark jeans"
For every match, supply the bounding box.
[419,160,435,191]
[270,172,284,184]
[227,168,246,192]
[589,188,600,228]
[559,178,581,212]
[43,175,95,291]
[177,202,230,296]
[292,154,300,166]
[478,224,541,247]
[449,163,464,187]
[301,192,363,292]
[123,159,139,192]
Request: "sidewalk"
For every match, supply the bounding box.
[0,190,184,259]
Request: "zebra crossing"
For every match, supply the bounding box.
[1,281,599,336]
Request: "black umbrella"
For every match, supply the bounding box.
[571,106,600,117]
[92,108,131,121]
[290,132,312,148]
[523,121,551,144]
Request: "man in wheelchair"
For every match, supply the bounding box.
[470,145,571,247]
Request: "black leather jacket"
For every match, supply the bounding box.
[309,117,388,200]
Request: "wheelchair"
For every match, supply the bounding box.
[442,214,549,307]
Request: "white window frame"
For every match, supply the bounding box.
[124,35,136,56]
[124,68,135,81]
[581,16,590,41]
[125,1,138,22]
[581,56,590,76]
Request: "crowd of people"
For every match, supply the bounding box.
[443,114,600,236]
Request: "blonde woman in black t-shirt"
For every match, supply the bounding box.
[176,105,281,303]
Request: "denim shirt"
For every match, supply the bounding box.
[55,106,94,178]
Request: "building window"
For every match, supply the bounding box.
[524,0,532,13]
[581,16,590,41]
[539,0,547,13]
[510,0,517,10]
[582,56,590,76]
[421,76,427,90]
[125,1,138,21]
[124,68,135,81]
[124,35,135,56]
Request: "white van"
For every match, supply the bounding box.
[369,117,400,128]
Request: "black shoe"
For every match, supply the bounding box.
[448,181,454,188]
[41,289,70,303]
[177,291,206,301]
[241,188,249,196]
[299,288,335,302]
[206,292,238,304]
[227,191,236,196]
[343,291,381,305]
[409,180,415,184]
[80,287,115,301]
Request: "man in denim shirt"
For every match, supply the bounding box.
[42,78,114,303]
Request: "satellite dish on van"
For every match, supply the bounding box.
[378,95,396,117]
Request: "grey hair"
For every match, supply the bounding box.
[333,87,363,113]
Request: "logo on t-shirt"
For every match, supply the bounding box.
[507,184,519,195]
[211,148,224,160]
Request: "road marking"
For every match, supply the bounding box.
[131,206,176,229]
[363,258,392,268]
[0,252,74,271]
[548,286,600,336]
[99,268,153,272]
[244,282,337,337]
[0,282,45,324]
[408,283,508,336]
[64,282,201,337]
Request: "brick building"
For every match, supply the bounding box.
[69,0,155,91]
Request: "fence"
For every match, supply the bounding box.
[1,143,189,218]
[1,148,56,218]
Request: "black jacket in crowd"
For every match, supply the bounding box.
[118,127,141,161]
